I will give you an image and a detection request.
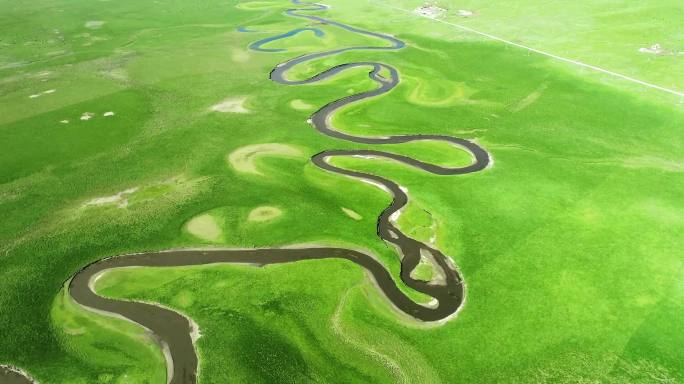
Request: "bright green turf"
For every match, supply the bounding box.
[370,0,684,98]
[50,284,167,383]
[0,0,682,383]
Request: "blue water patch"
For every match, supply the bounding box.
[237,26,256,33]
[248,28,325,52]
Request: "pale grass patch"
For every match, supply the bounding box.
[185,213,223,242]
[247,206,282,222]
[227,143,302,175]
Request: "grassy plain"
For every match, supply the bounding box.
[373,0,684,97]
[0,0,682,383]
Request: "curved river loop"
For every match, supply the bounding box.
[50,1,493,383]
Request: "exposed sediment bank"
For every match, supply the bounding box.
[0,365,35,384]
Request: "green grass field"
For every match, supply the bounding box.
[1,0,682,383]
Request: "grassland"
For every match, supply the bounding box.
[1,0,682,383]
[372,0,684,98]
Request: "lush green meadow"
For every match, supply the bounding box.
[0,0,682,383]
[374,0,684,98]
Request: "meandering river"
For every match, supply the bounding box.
[65,1,491,383]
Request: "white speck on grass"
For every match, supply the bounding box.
[414,4,446,19]
[210,97,249,113]
[353,154,377,160]
[30,89,56,98]
[84,187,139,208]
[457,9,474,17]
[639,44,664,55]
[341,207,362,220]
[85,20,106,29]
[60,120,69,124]
[80,112,94,121]
[103,111,115,117]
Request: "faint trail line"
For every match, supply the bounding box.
[370,0,684,98]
